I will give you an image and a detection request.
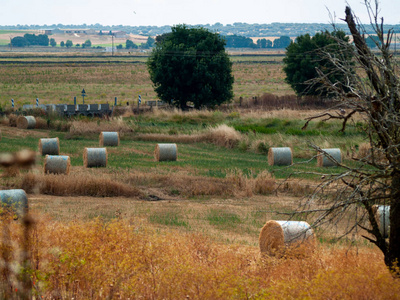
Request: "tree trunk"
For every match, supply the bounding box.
[388,171,400,270]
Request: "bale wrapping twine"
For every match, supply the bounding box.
[0,189,28,217]
[154,143,177,161]
[17,116,36,129]
[99,131,120,147]
[44,155,71,175]
[373,204,390,238]
[317,148,342,167]
[259,220,314,255]
[39,137,60,156]
[83,147,108,168]
[268,147,293,166]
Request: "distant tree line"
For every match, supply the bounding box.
[224,35,291,49]
[3,22,400,38]
[116,36,155,50]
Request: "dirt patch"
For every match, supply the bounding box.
[0,124,49,138]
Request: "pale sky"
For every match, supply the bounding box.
[1,0,399,26]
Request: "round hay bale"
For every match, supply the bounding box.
[15,149,36,168]
[259,220,285,255]
[99,131,120,147]
[0,189,28,217]
[372,204,390,238]
[83,147,108,168]
[268,147,293,166]
[154,143,178,161]
[44,155,71,175]
[39,138,60,156]
[0,153,15,168]
[17,116,36,129]
[259,220,314,256]
[317,148,342,167]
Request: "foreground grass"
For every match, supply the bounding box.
[2,216,399,299]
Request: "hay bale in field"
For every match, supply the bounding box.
[317,148,342,167]
[83,147,107,168]
[268,147,293,166]
[17,116,36,129]
[44,155,70,175]
[259,220,314,256]
[372,205,390,238]
[154,143,178,161]
[0,189,28,217]
[15,149,36,168]
[99,131,119,147]
[39,138,60,156]
[0,153,16,168]
[8,114,17,127]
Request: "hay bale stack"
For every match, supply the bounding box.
[44,155,70,175]
[259,220,314,256]
[17,116,36,129]
[372,205,390,238]
[268,147,293,166]
[317,148,342,167]
[99,131,120,147]
[39,138,60,156]
[0,189,28,217]
[154,143,178,161]
[83,147,107,168]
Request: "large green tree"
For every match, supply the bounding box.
[283,30,352,97]
[65,40,73,48]
[11,36,28,47]
[147,25,234,109]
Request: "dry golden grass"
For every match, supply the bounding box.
[21,172,142,198]
[69,117,133,134]
[2,215,400,299]
[134,124,242,149]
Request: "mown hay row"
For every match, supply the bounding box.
[21,173,142,198]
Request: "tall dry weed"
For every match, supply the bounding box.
[205,124,241,148]
[253,171,277,195]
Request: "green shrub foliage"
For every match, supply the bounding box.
[283,30,353,97]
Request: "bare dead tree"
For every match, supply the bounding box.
[297,0,400,270]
